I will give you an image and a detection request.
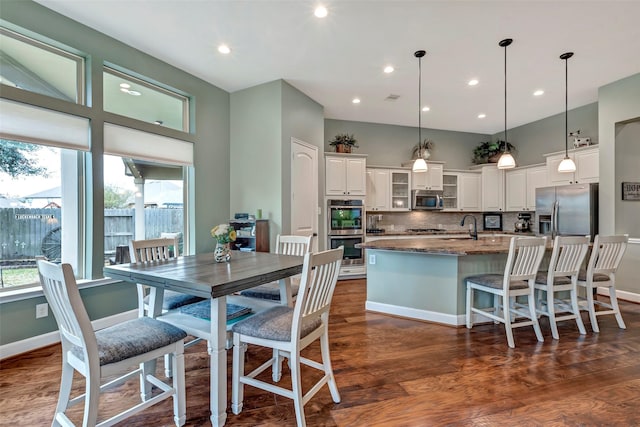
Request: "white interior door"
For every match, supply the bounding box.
[291,138,318,252]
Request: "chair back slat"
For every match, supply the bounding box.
[550,236,590,277]
[292,247,343,339]
[276,234,314,256]
[129,237,179,263]
[588,234,628,275]
[506,237,547,283]
[37,260,97,354]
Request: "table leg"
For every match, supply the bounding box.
[209,296,228,427]
[143,287,165,397]
[278,278,294,307]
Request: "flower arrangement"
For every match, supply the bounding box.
[210,224,236,244]
[472,140,516,164]
[412,139,434,160]
[329,133,358,153]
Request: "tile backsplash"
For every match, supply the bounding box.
[368,210,537,233]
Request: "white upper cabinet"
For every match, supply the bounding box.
[479,165,504,211]
[410,162,444,191]
[443,171,481,211]
[505,165,547,211]
[325,154,367,196]
[366,168,411,212]
[546,146,599,186]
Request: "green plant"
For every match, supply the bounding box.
[412,139,434,159]
[329,133,358,148]
[472,140,515,164]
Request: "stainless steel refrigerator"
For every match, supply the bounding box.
[536,183,599,240]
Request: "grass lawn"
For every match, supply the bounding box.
[1,267,40,288]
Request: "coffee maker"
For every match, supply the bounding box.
[514,212,532,232]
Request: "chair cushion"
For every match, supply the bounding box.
[578,270,610,282]
[465,274,528,290]
[144,290,205,311]
[179,300,252,321]
[239,281,300,301]
[534,272,572,285]
[231,305,321,342]
[71,317,187,366]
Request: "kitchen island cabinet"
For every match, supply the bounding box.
[359,236,549,326]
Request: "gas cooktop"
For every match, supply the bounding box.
[406,228,447,232]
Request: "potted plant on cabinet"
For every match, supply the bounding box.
[329,133,358,153]
[472,140,516,164]
[411,139,434,160]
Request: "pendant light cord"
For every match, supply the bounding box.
[418,54,422,152]
[565,55,568,157]
[504,41,507,153]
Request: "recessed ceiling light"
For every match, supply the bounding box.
[468,79,479,86]
[120,88,130,94]
[352,98,361,104]
[383,65,394,74]
[128,90,141,96]
[218,44,231,54]
[422,106,430,112]
[119,83,130,89]
[478,113,486,119]
[314,6,328,18]
[533,89,545,96]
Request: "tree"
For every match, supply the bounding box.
[0,139,48,177]
[104,184,134,208]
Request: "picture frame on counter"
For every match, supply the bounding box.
[622,182,640,201]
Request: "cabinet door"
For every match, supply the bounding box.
[546,154,574,186]
[575,148,599,183]
[389,170,410,211]
[481,166,504,211]
[326,157,347,195]
[505,169,527,211]
[345,157,366,195]
[525,166,548,210]
[460,173,481,211]
[426,163,443,190]
[442,173,458,210]
[366,169,389,211]
[411,169,428,190]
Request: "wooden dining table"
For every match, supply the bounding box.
[103,250,304,427]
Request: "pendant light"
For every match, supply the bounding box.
[557,52,577,173]
[412,50,428,173]
[497,38,516,170]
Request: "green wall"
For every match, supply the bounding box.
[0,1,230,346]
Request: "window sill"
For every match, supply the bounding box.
[0,277,121,304]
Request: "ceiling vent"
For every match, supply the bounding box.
[385,94,400,101]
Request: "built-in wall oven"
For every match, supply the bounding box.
[327,199,364,265]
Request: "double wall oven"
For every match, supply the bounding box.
[327,199,364,265]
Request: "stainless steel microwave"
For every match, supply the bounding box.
[412,190,443,210]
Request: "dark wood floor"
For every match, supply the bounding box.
[2,279,640,426]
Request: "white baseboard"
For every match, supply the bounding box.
[597,287,640,304]
[0,310,137,360]
[365,300,462,326]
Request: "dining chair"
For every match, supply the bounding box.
[534,235,589,340]
[239,234,314,305]
[465,236,547,348]
[577,234,628,333]
[37,260,187,427]
[231,247,343,427]
[129,237,205,318]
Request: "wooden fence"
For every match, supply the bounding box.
[0,208,183,262]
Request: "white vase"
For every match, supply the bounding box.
[214,242,231,262]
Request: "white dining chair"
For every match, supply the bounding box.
[239,234,314,305]
[37,260,187,427]
[534,235,589,340]
[231,247,343,427]
[465,236,547,348]
[577,234,628,333]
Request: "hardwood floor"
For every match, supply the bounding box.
[2,279,640,426]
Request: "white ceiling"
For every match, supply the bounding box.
[34,0,640,135]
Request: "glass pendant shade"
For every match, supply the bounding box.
[558,156,577,173]
[497,152,516,169]
[412,157,428,172]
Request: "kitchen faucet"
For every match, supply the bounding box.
[460,214,478,240]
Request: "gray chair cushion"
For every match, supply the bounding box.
[465,274,528,290]
[71,317,187,366]
[179,300,252,321]
[231,305,321,342]
[578,270,610,282]
[144,290,205,311]
[534,272,572,285]
[239,282,300,301]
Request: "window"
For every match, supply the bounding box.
[0,27,85,104]
[103,67,189,132]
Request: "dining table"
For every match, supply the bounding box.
[103,250,305,427]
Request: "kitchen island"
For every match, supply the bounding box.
[359,235,548,326]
